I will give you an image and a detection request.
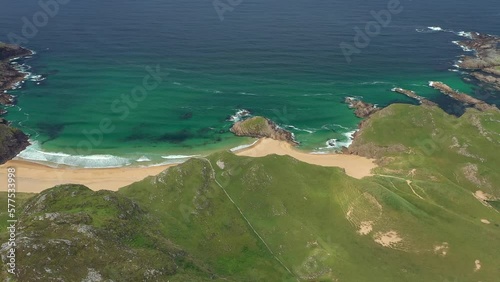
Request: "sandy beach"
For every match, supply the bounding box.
[236,138,376,179]
[0,138,377,193]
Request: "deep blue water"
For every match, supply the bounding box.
[0,0,498,167]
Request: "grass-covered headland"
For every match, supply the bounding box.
[1,103,499,281]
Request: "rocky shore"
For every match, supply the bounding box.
[344,97,380,118]
[0,43,33,101]
[455,32,500,90]
[429,81,497,111]
[391,87,437,107]
[230,116,298,145]
[0,42,32,164]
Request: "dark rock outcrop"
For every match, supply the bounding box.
[0,43,31,163]
[344,97,380,118]
[0,43,32,97]
[392,87,437,106]
[454,32,500,90]
[0,123,30,164]
[0,93,16,106]
[429,81,497,111]
[230,116,298,145]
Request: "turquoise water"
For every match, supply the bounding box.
[0,0,498,167]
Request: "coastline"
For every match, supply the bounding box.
[0,138,377,193]
[235,138,376,179]
[0,43,33,163]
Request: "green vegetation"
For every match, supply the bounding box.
[1,104,499,281]
[0,185,217,281]
[238,116,268,132]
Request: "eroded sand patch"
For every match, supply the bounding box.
[480,219,490,224]
[433,242,449,256]
[374,231,402,247]
[216,160,225,169]
[345,193,382,236]
[474,190,493,201]
[473,190,496,207]
[357,221,373,235]
[474,259,481,272]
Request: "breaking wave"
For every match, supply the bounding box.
[17,141,132,168]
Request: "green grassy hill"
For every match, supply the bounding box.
[1,104,499,281]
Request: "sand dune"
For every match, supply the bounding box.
[0,138,376,193]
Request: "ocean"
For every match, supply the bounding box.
[1,0,499,167]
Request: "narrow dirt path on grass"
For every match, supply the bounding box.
[196,157,298,280]
[375,174,424,199]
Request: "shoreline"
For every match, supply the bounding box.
[0,138,377,193]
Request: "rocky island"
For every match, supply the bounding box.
[230,116,298,145]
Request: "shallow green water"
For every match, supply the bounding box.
[1,0,498,167]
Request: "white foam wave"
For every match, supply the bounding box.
[315,130,358,152]
[136,156,151,162]
[230,139,259,152]
[161,154,198,159]
[428,26,444,31]
[325,138,338,148]
[321,124,350,131]
[238,92,258,96]
[310,151,329,155]
[452,41,473,52]
[337,130,358,148]
[17,141,131,168]
[228,109,251,122]
[417,27,473,40]
[456,31,472,39]
[359,81,390,85]
[285,125,315,134]
[28,74,45,82]
[416,26,447,33]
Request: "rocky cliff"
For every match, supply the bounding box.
[0,122,30,164]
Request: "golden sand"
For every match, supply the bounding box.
[0,138,376,193]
